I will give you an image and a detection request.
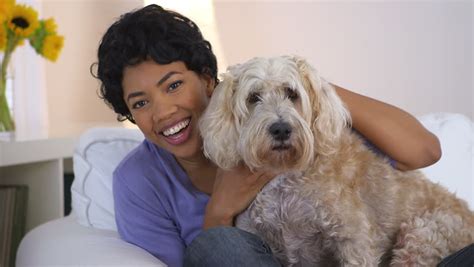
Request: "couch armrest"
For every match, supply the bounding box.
[16,215,166,267]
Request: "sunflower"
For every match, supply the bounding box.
[43,18,57,34]
[0,0,15,21]
[41,34,64,62]
[7,4,39,38]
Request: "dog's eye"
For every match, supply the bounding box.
[286,87,298,101]
[248,92,261,104]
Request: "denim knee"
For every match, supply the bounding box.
[437,243,474,267]
[183,226,280,267]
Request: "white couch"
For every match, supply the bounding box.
[16,113,474,267]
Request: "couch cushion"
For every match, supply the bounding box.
[71,127,143,231]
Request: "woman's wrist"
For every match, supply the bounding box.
[203,215,233,229]
[203,202,235,229]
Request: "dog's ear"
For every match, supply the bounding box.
[291,56,351,155]
[199,72,241,169]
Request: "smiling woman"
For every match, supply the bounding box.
[93,6,275,266]
[121,60,214,161]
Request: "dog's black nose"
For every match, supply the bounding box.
[269,121,292,141]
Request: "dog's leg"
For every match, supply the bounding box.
[334,233,379,267]
[390,211,474,267]
[322,211,380,267]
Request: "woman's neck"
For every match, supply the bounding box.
[177,154,217,195]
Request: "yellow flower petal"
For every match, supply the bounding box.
[7,4,39,38]
[44,17,57,34]
[0,0,15,21]
[42,34,64,62]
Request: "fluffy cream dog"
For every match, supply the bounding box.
[199,55,474,266]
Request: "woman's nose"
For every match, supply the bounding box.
[151,97,178,122]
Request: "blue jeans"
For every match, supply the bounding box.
[183,226,281,267]
[438,243,474,267]
[184,227,473,266]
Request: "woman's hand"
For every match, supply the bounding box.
[203,165,276,229]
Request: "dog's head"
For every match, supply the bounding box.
[199,56,350,172]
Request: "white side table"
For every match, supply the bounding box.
[0,137,77,232]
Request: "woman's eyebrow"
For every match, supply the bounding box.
[157,71,181,86]
[125,70,182,101]
[126,91,145,102]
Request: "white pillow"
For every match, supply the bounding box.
[418,113,474,209]
[71,127,143,231]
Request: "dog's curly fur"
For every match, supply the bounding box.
[199,55,474,266]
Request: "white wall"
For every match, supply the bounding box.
[213,1,473,119]
[42,0,144,138]
[38,1,472,138]
[212,1,473,207]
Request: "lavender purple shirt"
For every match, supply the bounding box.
[113,139,210,267]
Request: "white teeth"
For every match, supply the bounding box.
[162,119,190,137]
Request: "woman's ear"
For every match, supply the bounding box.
[200,73,216,97]
[206,78,216,97]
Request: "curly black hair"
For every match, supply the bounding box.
[92,4,219,123]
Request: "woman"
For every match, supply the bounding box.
[94,4,443,267]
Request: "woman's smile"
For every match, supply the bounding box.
[159,117,192,145]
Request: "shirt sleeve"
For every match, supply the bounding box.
[113,171,185,267]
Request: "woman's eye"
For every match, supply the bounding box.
[168,81,183,91]
[248,92,261,104]
[132,100,148,109]
[285,87,298,101]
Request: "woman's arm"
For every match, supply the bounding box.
[333,84,441,171]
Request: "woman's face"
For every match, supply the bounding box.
[122,60,214,161]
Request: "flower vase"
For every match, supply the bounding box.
[0,50,15,136]
[0,129,15,141]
